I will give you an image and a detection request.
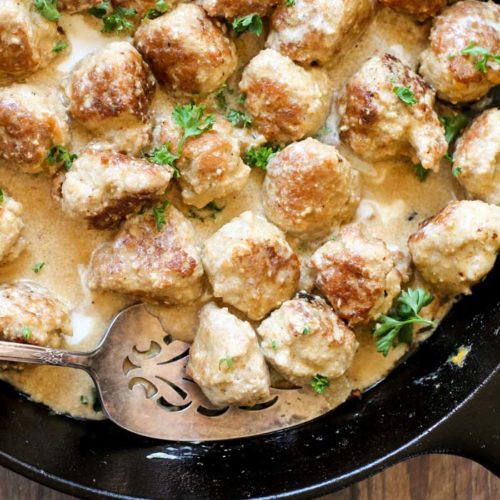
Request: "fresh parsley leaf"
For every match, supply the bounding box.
[310,374,329,394]
[219,357,233,369]
[215,87,228,111]
[53,41,68,53]
[0,189,3,204]
[88,0,110,18]
[440,113,469,144]
[32,262,45,273]
[226,109,252,128]
[152,201,170,230]
[187,203,224,222]
[205,201,223,213]
[101,6,137,33]
[413,163,430,182]
[373,288,436,356]
[302,327,311,335]
[232,14,263,36]
[147,143,180,177]
[237,94,247,105]
[172,104,215,152]
[47,145,77,171]
[80,395,89,405]
[393,85,418,105]
[452,166,462,177]
[461,42,500,74]
[146,0,169,19]
[34,0,60,21]
[244,145,279,170]
[22,327,32,341]
[444,152,454,163]
[271,340,278,351]
[285,0,296,5]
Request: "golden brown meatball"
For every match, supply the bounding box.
[379,0,446,20]
[239,49,331,143]
[111,0,175,18]
[0,0,62,83]
[338,53,447,172]
[0,85,70,174]
[263,138,360,237]
[186,303,271,407]
[419,1,500,103]
[58,0,102,12]
[453,109,500,205]
[0,281,71,348]
[311,225,410,326]
[267,0,375,66]
[88,205,204,304]
[199,0,277,18]
[60,150,173,229]
[65,42,155,154]
[153,112,250,208]
[257,292,358,387]
[134,4,237,95]
[202,211,300,320]
[0,193,25,265]
[408,201,500,296]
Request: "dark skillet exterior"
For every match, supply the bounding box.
[0,261,498,499]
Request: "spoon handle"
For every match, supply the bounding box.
[0,341,92,370]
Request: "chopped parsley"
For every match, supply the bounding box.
[219,357,234,369]
[373,288,436,356]
[440,113,469,145]
[302,327,311,335]
[0,189,3,204]
[285,0,296,5]
[32,262,45,273]
[226,109,252,128]
[34,0,60,22]
[215,88,228,111]
[101,6,137,33]
[53,41,68,53]
[311,374,329,394]
[172,104,215,153]
[243,145,279,171]
[22,327,32,341]
[88,1,110,18]
[461,42,500,74]
[91,387,102,412]
[232,14,263,36]
[187,202,224,222]
[271,340,278,351]
[413,163,430,182]
[393,85,418,105]
[146,0,169,19]
[452,166,463,177]
[205,201,223,212]
[152,201,170,230]
[80,395,89,405]
[147,143,180,177]
[47,145,77,171]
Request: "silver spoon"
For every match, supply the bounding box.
[0,303,351,441]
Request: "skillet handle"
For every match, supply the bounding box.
[403,370,500,476]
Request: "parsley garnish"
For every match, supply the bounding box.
[440,113,469,145]
[34,0,60,21]
[147,143,180,177]
[461,42,500,74]
[302,327,311,335]
[232,14,263,36]
[205,201,223,212]
[311,374,329,394]
[393,85,418,105]
[226,109,252,128]
[0,189,3,204]
[53,41,68,53]
[243,145,279,170]
[47,145,77,171]
[215,88,228,111]
[373,288,436,357]
[32,262,45,273]
[187,203,224,222]
[219,357,234,369]
[285,0,296,5]
[452,166,462,177]
[101,6,137,33]
[413,163,430,182]
[80,395,89,405]
[22,327,32,341]
[172,104,215,153]
[152,201,170,230]
[88,1,110,18]
[146,0,169,19]
[271,340,278,351]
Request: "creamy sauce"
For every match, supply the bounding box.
[0,7,458,421]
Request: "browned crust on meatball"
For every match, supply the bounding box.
[379,0,446,20]
[57,0,102,12]
[201,0,277,18]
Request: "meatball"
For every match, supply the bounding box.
[0,85,70,174]
[419,1,500,103]
[134,4,237,95]
[263,138,360,237]
[60,150,173,229]
[111,0,175,18]
[0,0,62,82]
[338,53,447,172]
[257,292,358,386]
[88,205,204,304]
[186,303,271,407]
[311,225,410,326]
[379,0,445,20]
[202,211,300,320]
[267,0,375,66]
[65,42,155,154]
[0,193,25,265]
[58,0,102,13]
[408,201,500,296]
[0,281,71,348]
[239,49,331,143]
[153,113,250,208]
[200,0,277,18]
[453,109,500,205]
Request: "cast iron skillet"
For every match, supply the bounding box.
[0,260,498,499]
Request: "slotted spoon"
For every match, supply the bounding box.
[0,303,351,441]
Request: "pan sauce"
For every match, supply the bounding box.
[0,7,457,420]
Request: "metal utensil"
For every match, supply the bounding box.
[0,303,351,441]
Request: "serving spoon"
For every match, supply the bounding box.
[0,303,350,441]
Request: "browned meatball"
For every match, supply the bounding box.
[0,0,63,83]
[200,0,277,18]
[134,4,237,95]
[65,42,155,154]
[0,85,70,174]
[419,1,500,103]
[111,0,174,18]
[379,0,446,20]
[58,0,102,12]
